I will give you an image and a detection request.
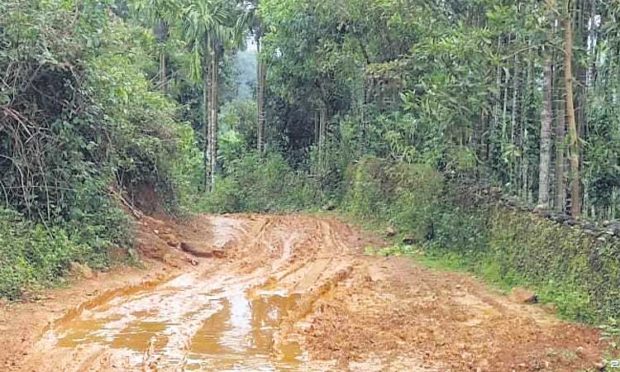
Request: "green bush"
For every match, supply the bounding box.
[87,19,203,213]
[413,186,620,323]
[0,1,204,300]
[342,157,390,218]
[195,152,323,213]
[342,156,443,242]
[0,208,91,299]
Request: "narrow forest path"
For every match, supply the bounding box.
[1,215,604,371]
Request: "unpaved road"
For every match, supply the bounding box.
[0,215,605,371]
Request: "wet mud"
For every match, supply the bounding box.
[2,215,606,371]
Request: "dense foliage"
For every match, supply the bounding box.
[0,207,87,299]
[207,0,620,328]
[0,0,201,297]
[256,0,620,220]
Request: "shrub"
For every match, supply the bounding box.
[0,207,89,299]
[342,156,443,242]
[0,1,203,300]
[195,152,323,213]
[421,184,620,323]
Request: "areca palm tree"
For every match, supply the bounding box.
[137,0,250,192]
[182,0,248,191]
[133,0,180,92]
[242,0,267,154]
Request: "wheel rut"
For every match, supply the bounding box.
[3,214,606,371]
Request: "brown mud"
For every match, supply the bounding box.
[0,214,605,371]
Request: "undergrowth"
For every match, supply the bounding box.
[191,152,326,213]
[342,157,620,328]
[0,207,129,300]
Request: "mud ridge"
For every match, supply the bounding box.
[1,214,606,372]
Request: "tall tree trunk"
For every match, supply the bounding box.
[555,68,567,212]
[155,20,169,93]
[318,104,327,168]
[256,38,267,154]
[491,37,502,163]
[493,37,502,130]
[210,46,219,192]
[202,52,211,192]
[538,56,554,208]
[314,111,319,145]
[501,35,511,144]
[521,44,533,200]
[575,0,589,141]
[564,3,582,218]
[160,51,167,93]
[510,54,520,193]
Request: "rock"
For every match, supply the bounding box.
[402,236,416,245]
[607,222,620,236]
[550,213,570,224]
[181,242,226,259]
[386,226,397,238]
[575,346,585,358]
[582,222,596,230]
[160,233,180,248]
[322,201,337,211]
[509,288,537,304]
[566,219,578,226]
[69,262,94,279]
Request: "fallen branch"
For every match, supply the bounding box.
[108,187,144,220]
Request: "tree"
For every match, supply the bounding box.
[256,16,267,154]
[181,0,233,191]
[133,0,180,92]
[538,55,553,208]
[554,65,567,212]
[244,0,267,154]
[563,0,581,218]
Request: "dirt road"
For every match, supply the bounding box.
[0,215,605,371]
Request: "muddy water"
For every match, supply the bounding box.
[47,273,305,371]
[8,214,608,372]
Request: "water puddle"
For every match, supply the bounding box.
[185,290,303,370]
[48,274,305,370]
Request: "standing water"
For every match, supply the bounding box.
[48,273,305,371]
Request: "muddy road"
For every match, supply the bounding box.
[1,215,605,371]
